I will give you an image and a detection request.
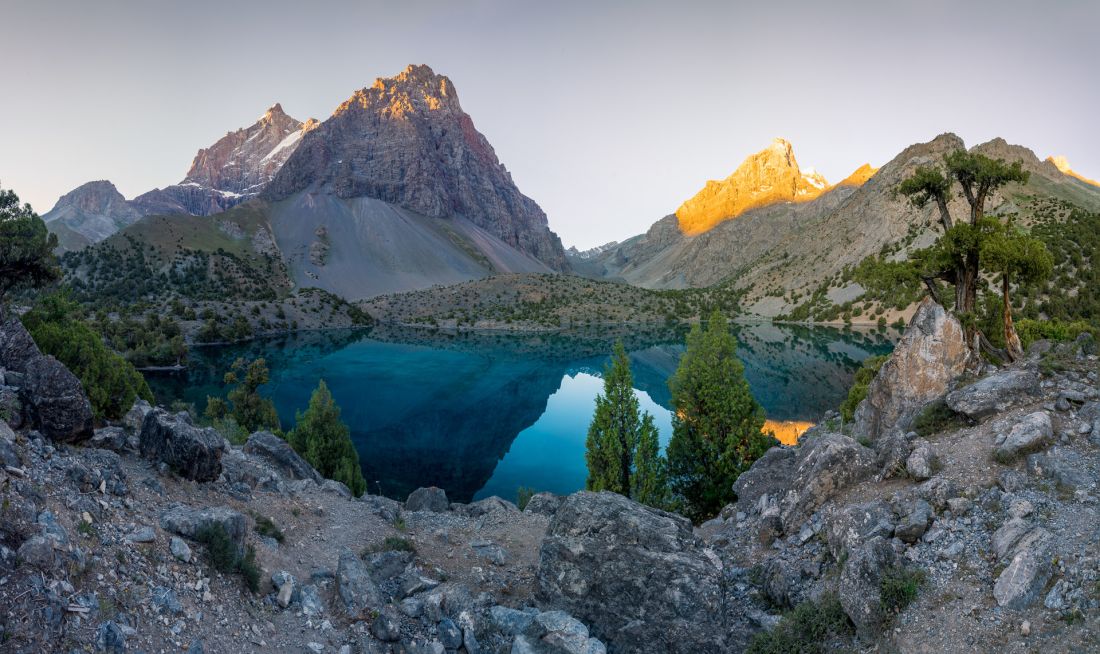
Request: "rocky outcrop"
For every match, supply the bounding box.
[336,547,383,617]
[242,430,322,483]
[159,504,248,547]
[853,298,969,440]
[993,411,1053,462]
[946,368,1040,420]
[779,431,877,533]
[139,409,225,482]
[837,537,900,640]
[536,491,742,653]
[406,486,449,513]
[0,310,93,442]
[265,64,567,271]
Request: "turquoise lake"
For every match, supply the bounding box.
[146,323,894,503]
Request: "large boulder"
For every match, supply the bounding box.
[945,368,1040,421]
[536,491,741,654]
[336,547,383,617]
[730,445,796,515]
[139,409,225,482]
[779,432,877,533]
[0,311,94,442]
[23,355,94,442]
[823,500,895,561]
[993,528,1053,609]
[837,537,900,640]
[159,504,248,546]
[243,431,322,483]
[0,310,41,373]
[993,411,1053,462]
[853,298,969,440]
[406,486,449,512]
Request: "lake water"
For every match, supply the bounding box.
[146,323,894,503]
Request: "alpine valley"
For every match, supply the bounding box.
[6,53,1100,654]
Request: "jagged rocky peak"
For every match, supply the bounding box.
[183,102,315,196]
[334,64,462,119]
[265,64,568,271]
[675,137,832,235]
[41,179,144,249]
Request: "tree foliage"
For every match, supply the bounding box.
[585,342,667,508]
[0,183,59,300]
[22,292,153,420]
[666,311,776,522]
[981,225,1053,358]
[207,358,280,434]
[288,379,366,497]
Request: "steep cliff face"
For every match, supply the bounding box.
[265,64,567,271]
[41,180,144,250]
[675,138,833,235]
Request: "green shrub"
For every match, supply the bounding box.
[839,355,888,422]
[364,536,416,556]
[910,400,966,437]
[251,513,285,543]
[194,523,260,593]
[22,292,153,420]
[746,594,854,654]
[516,486,536,511]
[880,565,926,613]
[1015,319,1098,350]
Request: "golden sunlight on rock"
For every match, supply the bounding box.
[675,138,831,235]
[837,163,878,187]
[764,419,814,445]
[1047,155,1100,187]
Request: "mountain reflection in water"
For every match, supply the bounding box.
[146,323,894,502]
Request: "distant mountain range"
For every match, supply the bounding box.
[572,135,1100,318]
[54,65,567,300]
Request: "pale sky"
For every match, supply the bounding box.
[2,0,1097,248]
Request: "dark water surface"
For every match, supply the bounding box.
[147,323,894,503]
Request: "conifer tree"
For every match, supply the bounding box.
[585,342,668,508]
[289,380,366,497]
[666,311,776,522]
[224,357,280,433]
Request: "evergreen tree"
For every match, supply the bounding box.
[289,380,366,497]
[222,358,280,433]
[0,183,59,301]
[666,311,776,522]
[584,341,669,509]
[632,413,668,509]
[981,226,1053,360]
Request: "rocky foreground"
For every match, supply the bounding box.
[1,298,1099,653]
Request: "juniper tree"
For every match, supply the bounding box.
[221,358,280,433]
[897,150,1029,317]
[666,311,776,522]
[981,226,1053,360]
[585,341,666,508]
[289,379,366,496]
[0,183,59,301]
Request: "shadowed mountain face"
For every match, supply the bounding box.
[41,181,144,250]
[146,323,894,502]
[265,65,567,272]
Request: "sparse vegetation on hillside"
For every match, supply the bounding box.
[362,273,744,330]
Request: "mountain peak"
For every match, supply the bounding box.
[51,180,127,212]
[336,65,459,120]
[676,139,830,235]
[837,163,878,187]
[262,103,287,121]
[1047,155,1099,187]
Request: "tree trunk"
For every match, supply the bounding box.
[935,196,953,231]
[1003,275,1024,361]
